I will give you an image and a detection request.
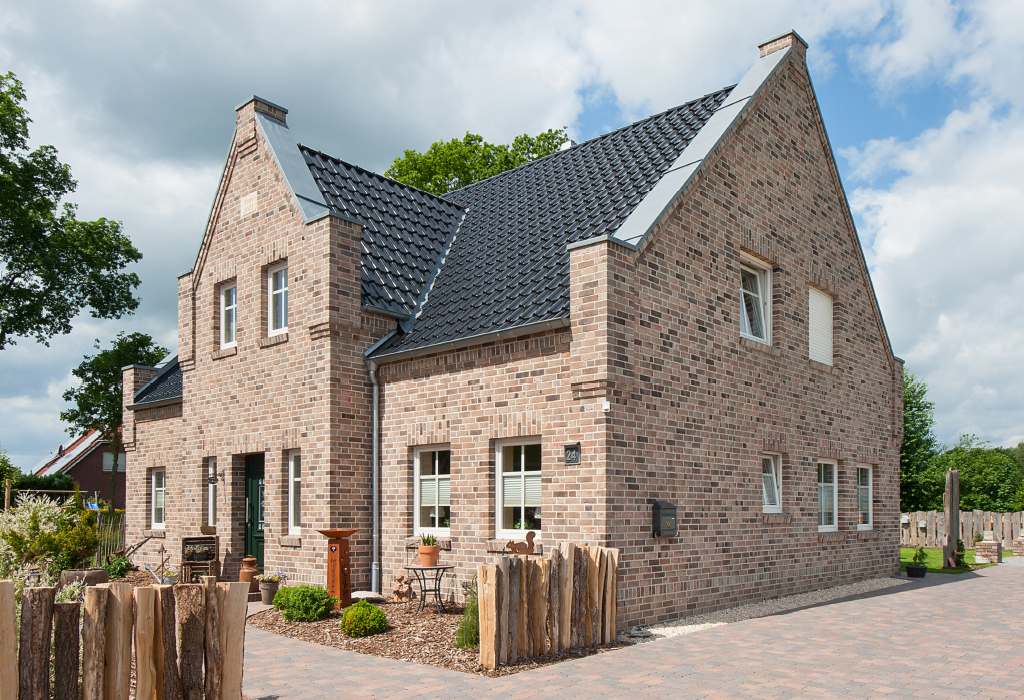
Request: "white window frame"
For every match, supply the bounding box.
[151,468,166,530]
[808,287,834,366]
[268,263,288,336]
[287,450,301,536]
[413,446,452,536]
[495,439,543,539]
[817,460,838,532]
[857,464,873,531]
[102,452,126,472]
[206,457,217,528]
[760,453,782,513]
[739,258,771,344]
[220,284,237,348]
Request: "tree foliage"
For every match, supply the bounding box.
[60,332,167,513]
[0,72,142,350]
[385,128,569,196]
[921,435,1024,512]
[900,369,939,511]
[0,444,17,484]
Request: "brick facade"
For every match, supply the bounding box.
[126,35,901,628]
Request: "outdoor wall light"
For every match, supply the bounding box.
[652,500,677,538]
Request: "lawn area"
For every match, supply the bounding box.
[900,547,1013,574]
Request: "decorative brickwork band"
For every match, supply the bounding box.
[762,432,787,454]
[811,263,838,294]
[740,229,778,266]
[817,440,842,461]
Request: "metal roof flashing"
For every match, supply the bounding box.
[254,112,332,224]
[607,46,791,249]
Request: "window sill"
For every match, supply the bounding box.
[487,537,544,555]
[144,529,166,538]
[259,333,288,348]
[818,531,846,544]
[762,512,793,525]
[212,346,237,360]
[281,536,302,548]
[808,358,834,374]
[739,336,780,356]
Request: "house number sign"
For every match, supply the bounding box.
[564,443,581,465]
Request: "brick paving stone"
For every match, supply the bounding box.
[243,566,1024,699]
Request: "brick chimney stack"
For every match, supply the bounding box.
[759,30,808,61]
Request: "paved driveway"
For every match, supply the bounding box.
[243,563,1024,699]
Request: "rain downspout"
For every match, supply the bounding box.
[366,356,381,594]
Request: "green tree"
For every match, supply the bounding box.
[924,435,1024,512]
[0,72,142,350]
[0,444,17,483]
[60,332,167,514]
[385,127,569,196]
[900,369,939,511]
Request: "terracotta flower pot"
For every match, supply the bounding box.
[418,545,441,567]
[259,580,280,605]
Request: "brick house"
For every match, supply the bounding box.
[123,31,903,627]
[33,430,127,509]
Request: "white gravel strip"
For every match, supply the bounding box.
[622,576,909,643]
[1002,554,1024,566]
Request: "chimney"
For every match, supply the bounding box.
[235,96,288,124]
[758,30,808,61]
[559,140,576,151]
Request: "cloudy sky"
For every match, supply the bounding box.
[1,0,1022,470]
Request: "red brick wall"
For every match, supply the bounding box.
[64,446,126,510]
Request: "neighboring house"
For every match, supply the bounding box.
[33,429,127,509]
[123,32,903,627]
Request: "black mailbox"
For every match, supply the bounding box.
[652,500,677,538]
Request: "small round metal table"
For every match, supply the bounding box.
[404,565,455,614]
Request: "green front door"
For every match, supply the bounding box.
[245,454,265,571]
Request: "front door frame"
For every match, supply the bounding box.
[244,453,265,572]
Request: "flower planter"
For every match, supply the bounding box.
[418,545,441,567]
[906,564,927,578]
[259,580,280,605]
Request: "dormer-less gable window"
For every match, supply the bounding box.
[740,261,770,343]
[808,287,833,366]
[268,264,288,335]
[220,284,237,348]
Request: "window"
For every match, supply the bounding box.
[760,454,781,513]
[817,461,837,532]
[857,465,872,530]
[220,284,237,347]
[206,457,217,528]
[497,442,542,535]
[102,452,126,472]
[740,262,770,342]
[268,264,288,335]
[808,287,833,366]
[151,468,166,529]
[287,450,301,536]
[415,449,451,532]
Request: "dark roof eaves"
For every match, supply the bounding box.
[128,396,183,411]
[370,316,571,364]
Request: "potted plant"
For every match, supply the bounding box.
[183,546,197,562]
[193,545,213,562]
[418,533,441,567]
[255,572,288,605]
[906,547,928,578]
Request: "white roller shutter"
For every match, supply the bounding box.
[808,288,833,366]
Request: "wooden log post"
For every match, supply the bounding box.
[558,543,574,650]
[134,586,157,700]
[593,547,607,645]
[604,548,619,642]
[19,586,55,700]
[506,556,521,664]
[943,471,960,568]
[82,585,108,700]
[217,581,250,700]
[547,548,561,654]
[570,546,587,648]
[100,582,134,700]
[496,557,509,666]
[0,581,17,700]
[585,546,601,646]
[175,584,205,700]
[517,556,529,659]
[531,559,548,657]
[53,601,81,700]
[155,584,182,700]
[478,564,498,670]
[202,577,222,700]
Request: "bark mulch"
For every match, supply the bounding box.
[246,597,626,677]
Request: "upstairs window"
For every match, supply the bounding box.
[268,264,288,335]
[151,468,166,529]
[740,263,770,343]
[760,454,781,513]
[288,450,301,536]
[415,448,451,532]
[808,287,833,366]
[220,285,237,348]
[857,465,873,530]
[102,452,126,472]
[817,461,837,532]
[498,443,542,535]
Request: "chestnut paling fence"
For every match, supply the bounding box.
[477,543,619,671]
[0,578,249,700]
[900,510,1023,550]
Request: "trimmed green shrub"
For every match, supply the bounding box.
[455,577,479,648]
[341,600,387,638]
[105,556,133,578]
[273,584,337,622]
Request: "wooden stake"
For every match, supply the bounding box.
[595,548,608,644]
[496,557,509,666]
[82,585,108,700]
[477,564,497,670]
[19,586,55,700]
[155,584,182,700]
[202,577,222,700]
[570,546,587,648]
[217,581,250,700]
[99,582,134,700]
[134,587,157,700]
[604,548,619,642]
[547,547,561,654]
[517,556,529,659]
[175,584,205,700]
[558,542,574,650]
[531,559,549,657]
[0,581,16,700]
[506,556,520,664]
[3,479,10,511]
[53,601,81,700]
[585,546,600,646]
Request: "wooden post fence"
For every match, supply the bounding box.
[0,579,250,700]
[901,510,1023,549]
[477,543,619,670]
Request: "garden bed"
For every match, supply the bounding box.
[246,597,625,677]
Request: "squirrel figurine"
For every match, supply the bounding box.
[505,530,537,554]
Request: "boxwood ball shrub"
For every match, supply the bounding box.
[341,600,387,638]
[273,584,337,622]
